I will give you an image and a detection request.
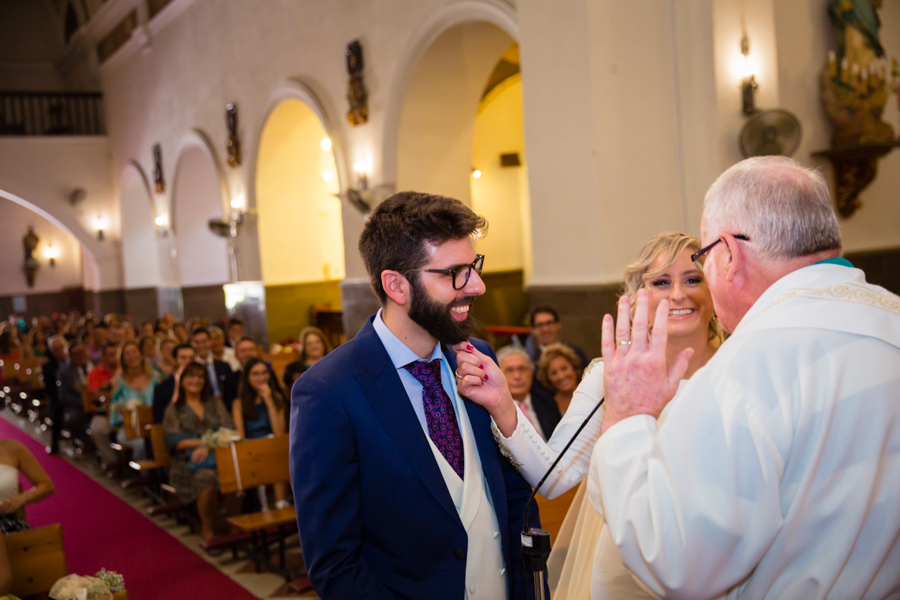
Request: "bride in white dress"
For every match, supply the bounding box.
[456,232,722,599]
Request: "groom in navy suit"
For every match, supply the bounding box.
[290,192,546,599]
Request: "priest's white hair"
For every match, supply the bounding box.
[703,156,842,261]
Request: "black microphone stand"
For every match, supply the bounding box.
[520,398,604,600]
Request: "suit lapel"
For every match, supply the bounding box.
[356,320,462,526]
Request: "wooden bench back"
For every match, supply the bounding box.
[121,405,154,440]
[4,523,68,597]
[262,352,296,383]
[148,423,170,466]
[0,358,39,384]
[215,435,290,494]
[81,385,95,414]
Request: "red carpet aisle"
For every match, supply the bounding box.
[0,414,258,600]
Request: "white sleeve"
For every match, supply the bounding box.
[586,362,787,599]
[495,360,605,499]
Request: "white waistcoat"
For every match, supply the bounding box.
[427,395,509,600]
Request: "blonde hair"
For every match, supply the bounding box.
[621,232,722,343]
[536,343,583,392]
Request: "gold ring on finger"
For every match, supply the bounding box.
[616,341,631,346]
[455,369,463,378]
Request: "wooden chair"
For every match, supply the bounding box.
[215,435,296,579]
[4,523,68,598]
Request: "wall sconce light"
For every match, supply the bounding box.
[321,137,332,151]
[472,168,482,179]
[230,194,245,212]
[44,244,58,267]
[153,143,165,193]
[154,214,169,237]
[353,159,371,190]
[225,103,242,167]
[95,216,106,241]
[740,32,758,116]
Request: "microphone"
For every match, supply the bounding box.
[520,397,605,599]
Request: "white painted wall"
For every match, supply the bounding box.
[0,199,83,296]
[120,165,163,288]
[171,143,230,286]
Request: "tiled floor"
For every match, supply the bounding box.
[6,411,318,599]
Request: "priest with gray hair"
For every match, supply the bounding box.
[588,156,900,599]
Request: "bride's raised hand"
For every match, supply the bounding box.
[451,342,518,436]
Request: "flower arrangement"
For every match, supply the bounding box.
[202,427,240,449]
[49,570,124,599]
[95,569,125,593]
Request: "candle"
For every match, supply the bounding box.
[828,50,837,79]
[851,62,860,89]
[841,58,850,84]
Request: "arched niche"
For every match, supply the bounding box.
[383,0,519,187]
[120,162,163,288]
[254,96,345,285]
[471,61,529,275]
[0,192,87,297]
[171,130,230,286]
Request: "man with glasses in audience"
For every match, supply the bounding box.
[527,306,588,371]
[589,156,900,599]
[290,192,546,599]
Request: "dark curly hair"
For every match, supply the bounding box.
[358,191,488,303]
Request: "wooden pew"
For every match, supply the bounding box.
[534,485,580,544]
[262,352,296,385]
[215,435,297,579]
[4,523,67,598]
[121,405,154,441]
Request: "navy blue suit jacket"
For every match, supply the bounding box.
[290,316,546,599]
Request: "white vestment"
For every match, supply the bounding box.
[588,263,900,599]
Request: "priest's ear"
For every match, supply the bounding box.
[381,270,412,306]
[721,233,744,283]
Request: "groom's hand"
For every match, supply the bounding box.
[452,342,518,437]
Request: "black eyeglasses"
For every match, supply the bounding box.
[691,234,750,264]
[415,254,485,290]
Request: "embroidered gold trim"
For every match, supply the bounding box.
[583,357,603,375]
[770,283,900,316]
[491,423,523,473]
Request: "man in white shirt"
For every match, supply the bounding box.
[589,156,900,599]
[497,345,561,441]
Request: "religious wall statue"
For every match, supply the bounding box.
[346,40,368,126]
[821,0,895,147]
[23,226,39,288]
[817,0,899,218]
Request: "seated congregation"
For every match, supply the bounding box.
[1,311,335,563]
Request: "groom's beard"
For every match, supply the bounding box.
[408,276,475,345]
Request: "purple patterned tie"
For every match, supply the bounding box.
[404,359,465,480]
